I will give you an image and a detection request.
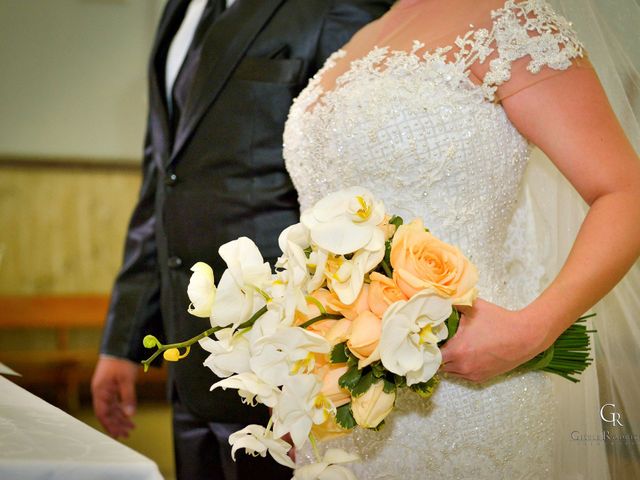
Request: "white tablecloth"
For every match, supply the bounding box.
[0,375,163,480]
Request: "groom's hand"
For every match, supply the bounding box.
[91,355,138,438]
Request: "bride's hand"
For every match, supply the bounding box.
[282,432,295,462]
[439,298,550,383]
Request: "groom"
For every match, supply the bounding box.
[91,0,392,478]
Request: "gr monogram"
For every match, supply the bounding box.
[600,403,624,426]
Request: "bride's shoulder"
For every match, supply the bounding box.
[465,0,586,101]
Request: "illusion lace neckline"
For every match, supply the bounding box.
[301,0,583,114]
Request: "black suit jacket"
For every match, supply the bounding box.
[101,0,393,424]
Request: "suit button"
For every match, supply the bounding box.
[164,173,178,186]
[167,256,183,269]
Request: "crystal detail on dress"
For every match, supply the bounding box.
[283,1,582,477]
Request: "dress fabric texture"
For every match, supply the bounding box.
[283,1,584,477]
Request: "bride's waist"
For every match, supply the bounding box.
[474,260,542,308]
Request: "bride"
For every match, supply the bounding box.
[283,0,640,478]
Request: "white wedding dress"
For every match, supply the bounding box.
[282,1,592,478]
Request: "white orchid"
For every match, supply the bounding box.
[379,290,451,386]
[293,448,360,480]
[245,308,284,340]
[211,237,272,329]
[211,372,280,407]
[306,247,330,293]
[272,374,332,448]
[199,327,251,378]
[269,269,309,327]
[220,236,273,287]
[229,424,295,469]
[325,247,385,305]
[187,262,216,318]
[277,223,311,287]
[250,327,330,386]
[301,186,386,255]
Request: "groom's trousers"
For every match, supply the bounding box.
[172,388,291,480]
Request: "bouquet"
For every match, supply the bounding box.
[142,187,594,478]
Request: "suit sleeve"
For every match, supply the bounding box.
[314,0,395,68]
[100,128,165,362]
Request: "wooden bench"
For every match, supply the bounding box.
[0,295,167,412]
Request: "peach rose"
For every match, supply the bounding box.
[351,380,395,429]
[294,289,341,325]
[327,284,371,320]
[309,289,341,316]
[324,318,353,345]
[368,272,408,317]
[306,319,338,337]
[390,219,478,306]
[311,413,352,442]
[320,364,351,408]
[347,311,382,360]
[304,320,339,369]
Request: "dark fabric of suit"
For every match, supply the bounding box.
[100,0,392,440]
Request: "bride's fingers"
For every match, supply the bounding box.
[439,360,465,376]
[439,347,459,372]
[442,370,473,382]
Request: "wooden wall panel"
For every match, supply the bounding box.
[0,164,141,294]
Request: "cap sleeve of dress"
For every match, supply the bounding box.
[471,0,588,102]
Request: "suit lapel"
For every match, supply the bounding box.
[148,0,190,170]
[168,0,286,166]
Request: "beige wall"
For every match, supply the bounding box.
[0,1,161,293]
[0,163,141,294]
[0,0,164,161]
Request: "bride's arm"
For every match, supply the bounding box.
[440,65,640,383]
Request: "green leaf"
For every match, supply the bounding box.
[378,239,393,277]
[351,370,375,398]
[371,361,385,378]
[330,342,349,364]
[410,375,440,399]
[339,364,363,391]
[382,377,396,394]
[335,403,357,430]
[393,374,407,389]
[446,308,460,341]
[347,354,358,368]
[389,215,404,229]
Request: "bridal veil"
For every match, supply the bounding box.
[525,0,639,477]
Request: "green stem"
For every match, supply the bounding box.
[266,415,274,433]
[521,312,596,382]
[141,305,269,372]
[299,312,343,329]
[380,258,393,278]
[309,433,322,462]
[305,295,327,315]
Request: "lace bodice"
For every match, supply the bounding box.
[284,0,583,309]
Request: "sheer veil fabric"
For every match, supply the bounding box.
[528,1,640,477]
